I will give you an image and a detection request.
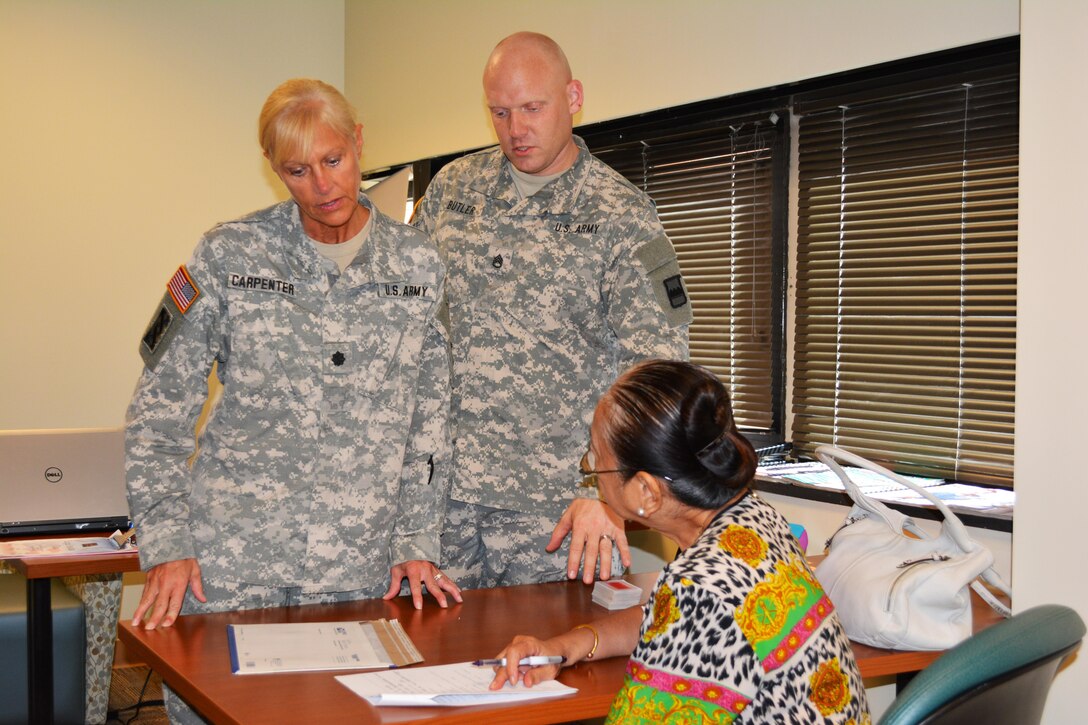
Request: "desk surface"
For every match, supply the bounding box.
[118,571,1009,725]
[121,574,633,725]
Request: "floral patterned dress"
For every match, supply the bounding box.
[607,493,871,724]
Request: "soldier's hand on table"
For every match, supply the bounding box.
[384,560,462,609]
[133,557,205,630]
[547,499,631,583]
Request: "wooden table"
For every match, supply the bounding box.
[4,539,141,725]
[118,571,1009,725]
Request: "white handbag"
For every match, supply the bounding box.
[813,445,1011,650]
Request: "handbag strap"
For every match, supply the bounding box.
[972,580,1013,617]
[816,445,973,546]
[815,445,1012,612]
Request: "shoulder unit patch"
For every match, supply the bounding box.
[138,293,184,369]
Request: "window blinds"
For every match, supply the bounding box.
[590,117,785,432]
[793,62,1019,486]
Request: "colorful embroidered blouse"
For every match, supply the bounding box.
[607,493,871,724]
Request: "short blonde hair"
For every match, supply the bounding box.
[258,79,358,166]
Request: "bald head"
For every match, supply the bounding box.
[483,32,584,176]
[485,32,573,85]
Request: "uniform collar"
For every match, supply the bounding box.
[282,193,381,284]
[471,135,592,217]
[339,193,382,285]
[338,194,425,289]
[273,200,324,281]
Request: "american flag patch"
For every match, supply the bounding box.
[167,265,200,313]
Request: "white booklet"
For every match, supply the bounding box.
[336,661,577,707]
[227,618,422,675]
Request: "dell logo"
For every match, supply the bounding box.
[44,467,63,483]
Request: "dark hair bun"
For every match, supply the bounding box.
[696,431,755,489]
[696,432,737,472]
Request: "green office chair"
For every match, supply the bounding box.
[879,604,1085,725]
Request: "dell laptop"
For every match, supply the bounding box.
[1,428,131,536]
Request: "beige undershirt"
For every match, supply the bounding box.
[309,213,372,273]
[508,162,564,199]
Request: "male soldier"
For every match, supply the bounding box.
[413,32,691,588]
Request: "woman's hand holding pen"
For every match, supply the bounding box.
[488,634,569,690]
[490,609,642,689]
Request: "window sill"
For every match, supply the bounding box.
[752,475,1013,533]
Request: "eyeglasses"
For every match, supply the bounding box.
[578,450,623,488]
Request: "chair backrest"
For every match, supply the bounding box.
[878,604,1085,725]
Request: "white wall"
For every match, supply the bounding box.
[0,0,345,630]
[346,0,1018,170]
[1017,0,1088,720]
[0,0,345,430]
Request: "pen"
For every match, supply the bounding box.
[472,656,567,667]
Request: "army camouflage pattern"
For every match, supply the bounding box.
[125,194,450,592]
[413,136,691,520]
[64,573,122,723]
[441,499,623,587]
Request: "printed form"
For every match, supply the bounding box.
[336,661,577,706]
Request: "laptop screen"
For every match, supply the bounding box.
[1,428,131,536]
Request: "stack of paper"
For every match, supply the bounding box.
[0,530,135,558]
[337,662,576,707]
[592,579,642,609]
[758,461,945,493]
[757,462,1013,517]
[227,618,422,674]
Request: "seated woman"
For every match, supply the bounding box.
[491,359,871,723]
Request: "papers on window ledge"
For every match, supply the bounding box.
[0,529,136,558]
[336,661,577,707]
[228,618,422,674]
[757,462,1014,517]
[757,461,945,493]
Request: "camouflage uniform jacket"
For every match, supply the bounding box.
[126,194,450,591]
[413,136,691,518]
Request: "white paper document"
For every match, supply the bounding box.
[336,661,578,707]
[758,462,944,493]
[0,532,133,558]
[758,462,1013,516]
[228,619,422,674]
[874,482,1015,512]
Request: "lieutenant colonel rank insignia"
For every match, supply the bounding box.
[167,265,200,313]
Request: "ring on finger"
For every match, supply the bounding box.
[433,571,445,582]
